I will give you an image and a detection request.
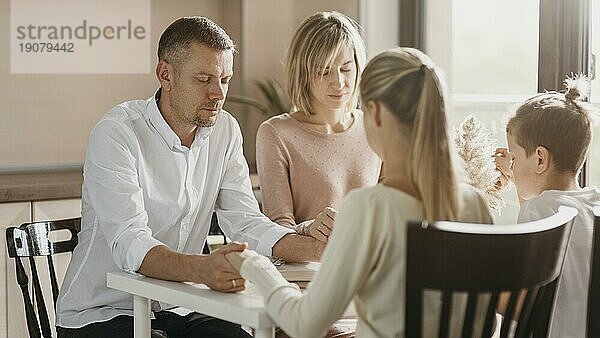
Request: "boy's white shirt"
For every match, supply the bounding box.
[518,186,600,338]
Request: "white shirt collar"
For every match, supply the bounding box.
[147,89,214,151]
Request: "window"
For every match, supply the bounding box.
[425,0,541,223]
[449,0,539,96]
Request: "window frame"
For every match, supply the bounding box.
[538,0,591,185]
[402,0,593,186]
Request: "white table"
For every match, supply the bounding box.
[107,271,275,338]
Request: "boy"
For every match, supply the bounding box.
[496,75,599,337]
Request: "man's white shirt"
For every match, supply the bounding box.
[56,93,294,328]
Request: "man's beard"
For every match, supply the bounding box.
[194,113,218,127]
[193,101,220,127]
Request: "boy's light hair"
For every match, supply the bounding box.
[506,75,597,173]
[360,47,459,222]
[286,11,366,115]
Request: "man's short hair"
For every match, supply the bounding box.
[506,87,594,173]
[158,16,235,67]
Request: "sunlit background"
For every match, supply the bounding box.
[0,0,598,225]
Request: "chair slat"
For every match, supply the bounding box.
[16,256,41,338]
[500,291,518,338]
[405,287,422,338]
[29,257,52,337]
[439,291,452,338]
[514,289,535,337]
[461,292,477,338]
[482,292,499,338]
[47,256,60,308]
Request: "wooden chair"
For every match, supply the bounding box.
[203,212,228,254]
[5,218,80,338]
[406,206,577,338]
[587,206,600,338]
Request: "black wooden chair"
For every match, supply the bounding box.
[406,206,577,338]
[6,218,80,338]
[587,206,600,338]
[202,212,228,254]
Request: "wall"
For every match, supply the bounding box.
[360,0,399,58]
[0,0,224,171]
[0,0,400,172]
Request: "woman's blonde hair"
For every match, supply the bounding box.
[286,11,366,115]
[360,47,459,222]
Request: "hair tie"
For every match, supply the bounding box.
[420,64,427,74]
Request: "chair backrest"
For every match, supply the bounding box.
[6,218,80,338]
[406,206,577,338]
[202,212,228,254]
[588,206,600,338]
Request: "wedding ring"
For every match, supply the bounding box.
[232,279,237,288]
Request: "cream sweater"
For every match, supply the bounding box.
[255,111,381,231]
[241,183,493,338]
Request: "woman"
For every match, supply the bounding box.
[256,11,381,241]
[230,48,493,337]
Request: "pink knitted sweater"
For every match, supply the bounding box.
[256,111,381,231]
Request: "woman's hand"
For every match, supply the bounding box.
[225,249,259,271]
[204,242,247,292]
[494,147,513,191]
[303,207,338,242]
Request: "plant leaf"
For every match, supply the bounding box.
[227,95,271,116]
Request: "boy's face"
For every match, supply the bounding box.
[507,134,545,201]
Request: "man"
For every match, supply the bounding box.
[56,17,324,338]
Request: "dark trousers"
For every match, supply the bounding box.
[57,311,252,338]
